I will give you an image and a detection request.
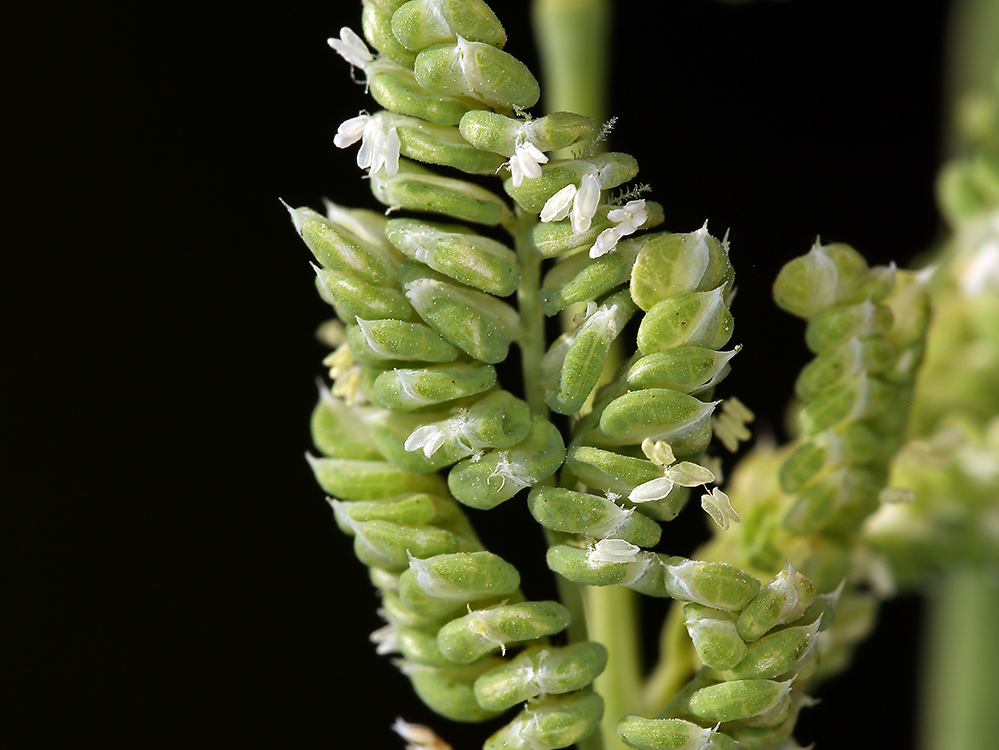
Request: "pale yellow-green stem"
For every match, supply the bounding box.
[920,569,999,750]
[640,600,696,716]
[921,2,999,747]
[944,0,999,157]
[532,0,612,127]
[585,584,643,750]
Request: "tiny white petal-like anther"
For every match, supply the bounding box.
[370,623,400,655]
[334,114,370,148]
[540,184,576,222]
[700,487,741,530]
[405,425,448,457]
[589,226,623,258]
[641,438,675,467]
[328,27,374,70]
[337,114,400,175]
[507,140,548,187]
[572,172,601,233]
[588,538,640,565]
[629,476,675,503]
[664,461,716,487]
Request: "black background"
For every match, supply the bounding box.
[8,0,947,745]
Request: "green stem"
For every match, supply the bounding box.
[640,601,695,716]
[512,213,549,418]
[532,0,612,124]
[944,0,999,157]
[920,568,999,750]
[586,585,642,750]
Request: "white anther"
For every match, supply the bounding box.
[328,27,374,70]
[370,623,400,655]
[628,476,675,504]
[588,538,640,565]
[665,461,717,487]
[506,139,548,187]
[700,487,741,530]
[334,113,400,175]
[540,184,576,223]
[405,425,448,458]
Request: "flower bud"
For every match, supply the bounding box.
[627,347,739,395]
[415,37,540,111]
[403,272,521,364]
[369,62,476,125]
[459,110,598,156]
[782,466,880,535]
[663,557,762,611]
[637,288,734,354]
[682,604,747,671]
[564,446,663,495]
[617,716,739,750]
[287,203,401,285]
[347,317,462,365]
[528,486,661,547]
[312,264,413,322]
[804,300,893,354]
[370,361,497,411]
[310,381,382,459]
[598,388,719,457]
[544,291,637,414]
[361,1,419,67]
[793,336,892,400]
[370,159,513,226]
[539,244,636,315]
[448,416,565,509]
[630,226,734,311]
[386,112,505,174]
[773,242,869,320]
[719,619,820,681]
[387,218,519,295]
[778,423,880,493]
[687,678,793,723]
[483,691,604,750]
[306,454,445,500]
[392,0,507,51]
[348,517,470,569]
[409,550,520,599]
[546,544,668,596]
[436,600,571,663]
[473,642,608,711]
[329,493,438,528]
[737,562,816,642]
[796,373,895,435]
[399,659,505,722]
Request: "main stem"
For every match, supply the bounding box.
[920,569,999,750]
[921,1,999,747]
[532,4,640,750]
